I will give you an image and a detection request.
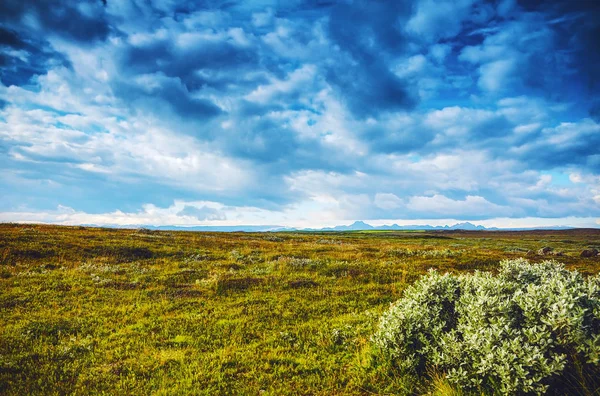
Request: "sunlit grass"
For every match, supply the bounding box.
[0,224,599,394]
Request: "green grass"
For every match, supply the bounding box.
[1,224,599,394]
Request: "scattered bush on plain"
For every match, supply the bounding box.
[372,259,600,394]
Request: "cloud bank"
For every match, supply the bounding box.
[1,0,599,227]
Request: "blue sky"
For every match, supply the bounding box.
[1,0,599,228]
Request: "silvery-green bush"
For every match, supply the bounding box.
[372,259,600,394]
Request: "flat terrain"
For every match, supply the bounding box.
[1,224,599,395]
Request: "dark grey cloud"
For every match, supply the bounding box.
[0,26,70,87]
[112,75,222,120]
[119,34,260,92]
[590,101,600,123]
[0,27,22,48]
[516,121,600,172]
[0,0,109,43]
[0,0,108,87]
[452,0,600,108]
[326,0,415,117]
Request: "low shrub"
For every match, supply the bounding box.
[372,259,600,394]
[387,248,464,258]
[215,275,263,294]
[321,261,363,278]
[114,246,155,262]
[288,278,318,289]
[277,256,323,270]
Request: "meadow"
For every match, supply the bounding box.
[1,223,599,395]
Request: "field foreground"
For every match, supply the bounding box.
[1,224,599,394]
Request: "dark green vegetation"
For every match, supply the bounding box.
[1,224,599,395]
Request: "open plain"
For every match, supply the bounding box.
[1,224,599,394]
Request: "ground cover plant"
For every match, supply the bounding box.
[0,224,599,394]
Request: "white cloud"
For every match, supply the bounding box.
[0,198,342,228]
[3,201,597,229]
[429,43,451,62]
[393,54,428,78]
[0,104,254,194]
[424,106,500,137]
[1,2,599,229]
[244,65,317,104]
[406,0,477,42]
[569,173,583,183]
[252,9,274,27]
[374,193,403,210]
[478,59,515,92]
[407,194,517,217]
[513,123,541,135]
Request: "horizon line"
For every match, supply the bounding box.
[3,220,599,232]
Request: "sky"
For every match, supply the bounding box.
[1,0,599,229]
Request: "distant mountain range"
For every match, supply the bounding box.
[109,225,283,232]
[101,221,576,232]
[293,221,577,232]
[301,221,495,231]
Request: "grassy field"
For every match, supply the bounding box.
[1,223,599,395]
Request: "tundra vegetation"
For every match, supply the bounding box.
[373,259,600,394]
[0,224,599,395]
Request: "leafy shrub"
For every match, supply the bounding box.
[229,249,263,264]
[277,256,323,270]
[134,227,157,235]
[263,235,284,242]
[372,259,600,394]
